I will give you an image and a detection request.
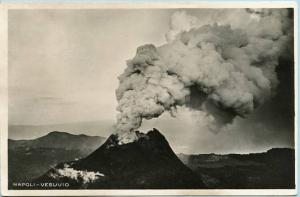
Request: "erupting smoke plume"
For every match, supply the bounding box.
[114,9,292,143]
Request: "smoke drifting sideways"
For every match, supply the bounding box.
[114,8,293,144]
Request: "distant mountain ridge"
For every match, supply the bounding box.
[8,131,105,188]
[9,121,112,140]
[9,131,105,154]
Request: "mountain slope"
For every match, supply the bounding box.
[36,129,206,189]
[8,131,105,188]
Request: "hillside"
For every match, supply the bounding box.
[8,131,105,188]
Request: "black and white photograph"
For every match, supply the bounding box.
[0,3,297,196]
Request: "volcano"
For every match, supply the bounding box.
[35,128,206,189]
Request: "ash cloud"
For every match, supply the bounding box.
[114,9,293,143]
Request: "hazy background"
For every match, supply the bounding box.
[8,9,294,154]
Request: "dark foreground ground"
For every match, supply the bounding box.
[8,131,295,189]
[178,148,295,189]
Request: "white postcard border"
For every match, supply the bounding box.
[0,2,298,196]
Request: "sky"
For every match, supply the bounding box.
[8,9,295,154]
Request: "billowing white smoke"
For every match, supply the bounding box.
[50,164,105,185]
[114,9,292,143]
